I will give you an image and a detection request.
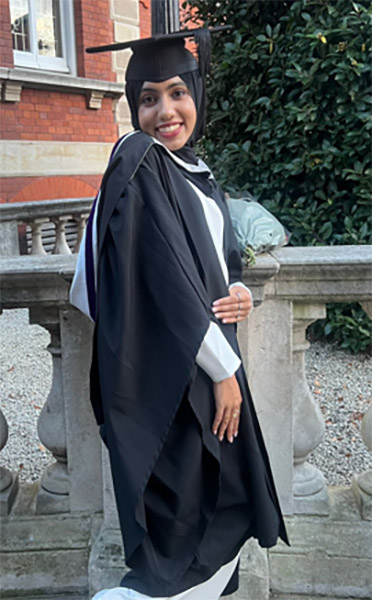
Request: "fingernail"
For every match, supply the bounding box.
[213,430,217,435]
[212,306,217,312]
[229,436,234,443]
[222,319,227,324]
[234,432,238,438]
[219,435,223,442]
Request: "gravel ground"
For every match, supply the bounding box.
[0,308,371,485]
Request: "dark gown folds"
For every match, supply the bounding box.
[90,131,288,598]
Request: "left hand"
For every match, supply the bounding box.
[212,286,253,324]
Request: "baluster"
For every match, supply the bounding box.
[352,405,372,521]
[0,408,19,515]
[52,216,72,255]
[292,302,330,515]
[352,302,372,520]
[30,218,48,255]
[73,213,89,254]
[29,307,69,514]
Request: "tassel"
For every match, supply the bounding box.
[194,28,212,77]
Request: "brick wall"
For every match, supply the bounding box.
[139,0,151,38]
[0,174,101,203]
[74,0,115,81]
[0,0,13,67]
[1,89,117,143]
[0,0,118,203]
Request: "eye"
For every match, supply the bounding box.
[173,88,186,99]
[140,94,157,106]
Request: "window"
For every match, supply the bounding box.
[10,0,76,74]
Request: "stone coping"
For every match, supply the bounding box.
[1,246,371,309]
[0,67,124,98]
[0,254,277,309]
[0,197,94,221]
[264,245,372,304]
[272,245,372,267]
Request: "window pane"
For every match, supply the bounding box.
[35,0,63,57]
[10,0,31,52]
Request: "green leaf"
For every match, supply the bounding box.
[319,221,333,239]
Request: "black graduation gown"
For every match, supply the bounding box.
[90,131,289,598]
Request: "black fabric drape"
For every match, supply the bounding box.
[90,131,288,598]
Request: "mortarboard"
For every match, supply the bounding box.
[86,26,230,82]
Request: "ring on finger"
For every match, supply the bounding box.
[232,410,240,418]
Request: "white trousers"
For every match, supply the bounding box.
[91,552,240,600]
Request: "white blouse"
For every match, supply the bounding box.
[186,179,249,382]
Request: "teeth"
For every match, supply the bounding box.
[158,124,180,133]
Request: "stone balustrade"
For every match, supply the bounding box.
[0,240,371,599]
[0,197,93,256]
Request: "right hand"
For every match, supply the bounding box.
[212,375,242,443]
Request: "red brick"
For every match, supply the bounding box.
[0,0,13,66]
[1,87,118,142]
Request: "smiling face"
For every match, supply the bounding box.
[137,76,197,151]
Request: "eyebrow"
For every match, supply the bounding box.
[140,81,187,94]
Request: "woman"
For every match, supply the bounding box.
[70,27,288,600]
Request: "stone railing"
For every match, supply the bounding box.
[0,202,371,598]
[0,197,93,256]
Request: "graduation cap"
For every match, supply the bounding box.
[86,26,230,81]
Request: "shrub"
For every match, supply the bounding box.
[184,0,372,352]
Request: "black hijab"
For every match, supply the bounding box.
[125,55,207,165]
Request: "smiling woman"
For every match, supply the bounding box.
[138,78,197,151]
[70,27,288,600]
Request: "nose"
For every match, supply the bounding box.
[159,94,175,121]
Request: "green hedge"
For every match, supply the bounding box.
[184,0,372,352]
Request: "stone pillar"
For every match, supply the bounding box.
[0,408,19,515]
[352,405,372,521]
[239,297,294,515]
[73,213,89,253]
[89,446,123,596]
[352,298,372,519]
[30,218,47,255]
[110,0,140,136]
[30,306,69,514]
[0,221,20,256]
[60,308,103,513]
[52,217,72,255]
[292,302,329,515]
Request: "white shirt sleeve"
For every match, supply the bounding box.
[182,180,245,383]
[196,322,241,383]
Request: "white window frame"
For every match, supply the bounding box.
[12,0,76,75]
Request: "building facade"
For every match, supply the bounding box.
[0,0,150,204]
